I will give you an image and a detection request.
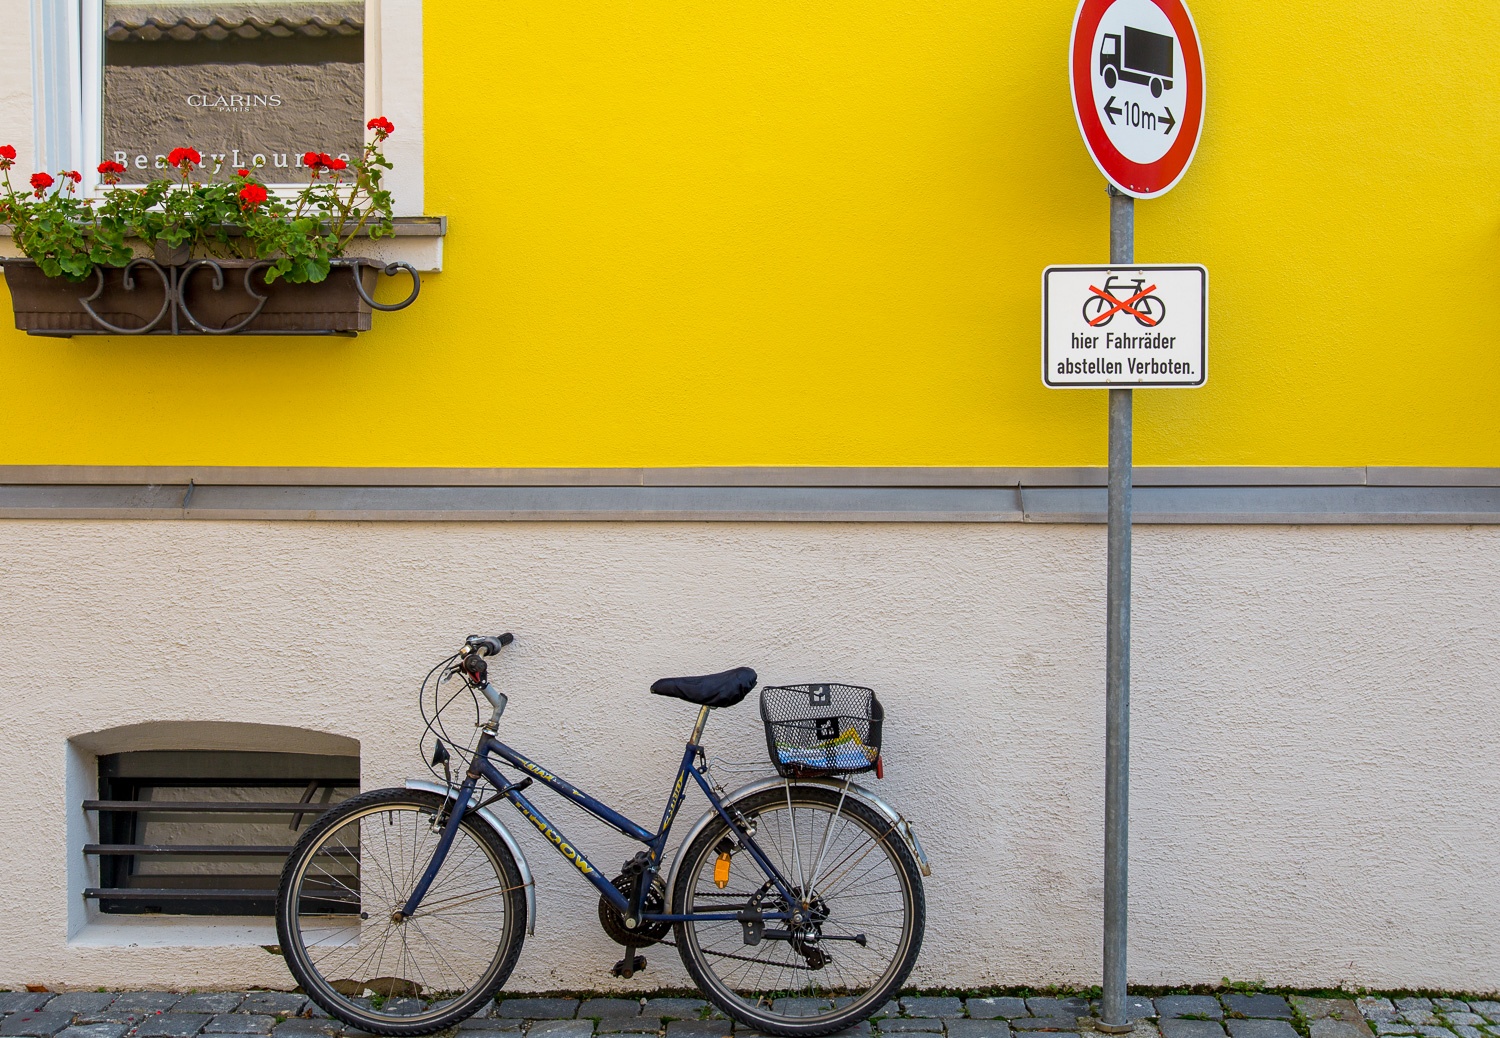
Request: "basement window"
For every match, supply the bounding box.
[84,749,359,916]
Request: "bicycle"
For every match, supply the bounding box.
[1081,273,1166,327]
[274,633,930,1038]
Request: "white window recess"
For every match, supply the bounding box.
[18,0,440,271]
[67,722,360,947]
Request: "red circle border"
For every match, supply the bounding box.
[1069,0,1205,197]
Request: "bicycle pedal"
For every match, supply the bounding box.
[610,954,647,978]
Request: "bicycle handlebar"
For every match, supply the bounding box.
[467,633,514,657]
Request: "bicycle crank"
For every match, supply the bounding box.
[598,861,669,947]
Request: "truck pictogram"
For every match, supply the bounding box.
[1099,26,1174,98]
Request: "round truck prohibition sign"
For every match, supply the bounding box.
[1069,0,1205,198]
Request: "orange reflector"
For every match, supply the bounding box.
[714,853,731,888]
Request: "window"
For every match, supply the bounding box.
[24,0,423,211]
[85,748,358,916]
[101,1,367,183]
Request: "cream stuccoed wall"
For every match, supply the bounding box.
[0,520,1496,993]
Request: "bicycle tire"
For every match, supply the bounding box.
[672,785,925,1038]
[274,788,527,1036]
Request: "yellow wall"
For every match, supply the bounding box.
[3,1,1499,468]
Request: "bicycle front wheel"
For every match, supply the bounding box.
[274,789,527,1036]
[672,785,925,1037]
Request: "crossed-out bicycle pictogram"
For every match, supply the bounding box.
[1081,274,1166,327]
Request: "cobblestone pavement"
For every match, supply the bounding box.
[0,992,1494,1038]
[1356,998,1500,1038]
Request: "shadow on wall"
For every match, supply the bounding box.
[66,721,360,942]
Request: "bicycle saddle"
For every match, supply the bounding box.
[650,666,758,708]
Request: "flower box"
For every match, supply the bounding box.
[0,257,417,336]
[0,117,419,336]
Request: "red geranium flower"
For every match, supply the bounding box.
[0,144,16,171]
[367,116,394,138]
[98,160,126,184]
[65,170,81,183]
[166,147,201,170]
[29,172,53,196]
[238,182,268,210]
[304,152,340,178]
[236,168,250,177]
[328,157,347,171]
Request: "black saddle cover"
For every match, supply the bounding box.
[650,667,758,708]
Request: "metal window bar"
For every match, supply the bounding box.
[83,750,359,916]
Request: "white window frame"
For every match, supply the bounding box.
[27,0,425,214]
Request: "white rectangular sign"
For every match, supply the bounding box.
[1042,264,1207,387]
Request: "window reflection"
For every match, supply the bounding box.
[102,1,365,182]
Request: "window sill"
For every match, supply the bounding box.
[0,216,447,273]
[68,915,277,947]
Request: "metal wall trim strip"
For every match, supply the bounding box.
[2,480,1500,522]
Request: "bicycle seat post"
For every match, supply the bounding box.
[689,704,710,746]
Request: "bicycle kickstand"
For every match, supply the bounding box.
[612,943,647,979]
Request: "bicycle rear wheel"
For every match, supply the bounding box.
[672,785,925,1037]
[274,789,527,1036]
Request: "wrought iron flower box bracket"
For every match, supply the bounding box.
[0,257,419,336]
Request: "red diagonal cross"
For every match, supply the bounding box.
[1087,283,1158,326]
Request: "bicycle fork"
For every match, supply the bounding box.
[396,774,481,921]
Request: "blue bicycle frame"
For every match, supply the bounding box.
[400,704,799,926]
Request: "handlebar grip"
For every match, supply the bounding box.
[470,633,514,657]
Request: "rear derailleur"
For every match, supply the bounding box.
[736,884,833,970]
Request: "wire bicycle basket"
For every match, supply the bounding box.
[760,683,883,778]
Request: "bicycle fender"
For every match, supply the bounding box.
[664,776,931,911]
[405,778,536,935]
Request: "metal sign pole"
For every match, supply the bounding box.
[1099,184,1134,1035]
[1068,0,1203,1017]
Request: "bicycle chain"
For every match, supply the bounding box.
[653,934,818,972]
